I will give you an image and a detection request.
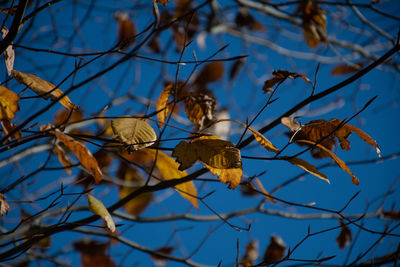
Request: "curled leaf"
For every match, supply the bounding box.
[184,92,216,130]
[296,139,359,185]
[262,70,311,93]
[87,194,115,233]
[281,117,300,132]
[55,144,72,175]
[111,117,157,150]
[217,119,278,153]
[283,156,329,183]
[12,70,76,110]
[0,193,10,216]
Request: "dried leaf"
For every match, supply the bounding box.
[0,86,19,119]
[253,177,275,203]
[47,128,103,183]
[114,12,136,49]
[296,139,359,185]
[111,117,157,150]
[55,144,72,175]
[298,2,327,48]
[53,108,83,126]
[286,119,381,158]
[156,84,173,127]
[240,240,259,267]
[117,162,153,216]
[262,70,312,93]
[235,8,265,32]
[151,246,174,266]
[172,135,242,189]
[87,194,115,233]
[74,240,115,267]
[281,117,300,132]
[121,149,198,208]
[218,119,278,153]
[0,193,10,216]
[184,92,216,130]
[263,235,286,264]
[381,210,400,220]
[156,0,169,6]
[331,62,364,75]
[284,156,329,183]
[1,119,21,140]
[12,70,76,110]
[194,62,224,84]
[336,219,352,249]
[1,27,14,76]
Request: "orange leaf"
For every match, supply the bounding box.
[46,128,103,183]
[156,84,173,127]
[298,1,327,48]
[254,177,275,203]
[0,86,19,120]
[194,62,224,84]
[156,0,169,6]
[283,156,329,183]
[218,119,278,153]
[296,139,359,185]
[1,119,21,140]
[331,62,364,75]
[12,70,76,110]
[55,144,72,175]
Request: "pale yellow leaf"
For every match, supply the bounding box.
[111,117,156,150]
[87,194,115,232]
[281,117,300,132]
[296,139,359,185]
[12,70,76,110]
[283,156,329,183]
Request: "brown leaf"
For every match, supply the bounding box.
[55,144,72,175]
[0,86,19,120]
[286,118,381,158]
[331,62,365,75]
[53,108,83,126]
[74,240,115,267]
[283,156,329,183]
[151,246,174,266]
[184,92,216,130]
[172,135,242,189]
[297,2,327,48]
[114,12,136,49]
[235,8,265,32]
[1,119,21,140]
[87,194,115,232]
[219,119,279,153]
[240,240,259,266]
[0,193,10,216]
[156,0,169,6]
[12,70,76,110]
[46,128,103,183]
[148,36,161,53]
[336,219,352,249]
[229,58,245,81]
[156,84,173,127]
[0,8,17,15]
[1,27,14,76]
[263,235,286,264]
[117,162,153,216]
[194,62,224,84]
[381,210,400,220]
[262,70,312,93]
[296,139,359,185]
[111,117,157,150]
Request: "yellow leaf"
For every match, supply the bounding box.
[156,84,173,127]
[87,194,115,232]
[55,144,72,175]
[117,162,153,216]
[283,156,329,183]
[121,148,198,208]
[44,127,103,183]
[0,86,19,119]
[217,119,279,153]
[296,139,359,185]
[172,135,243,189]
[12,70,76,110]
[111,117,157,150]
